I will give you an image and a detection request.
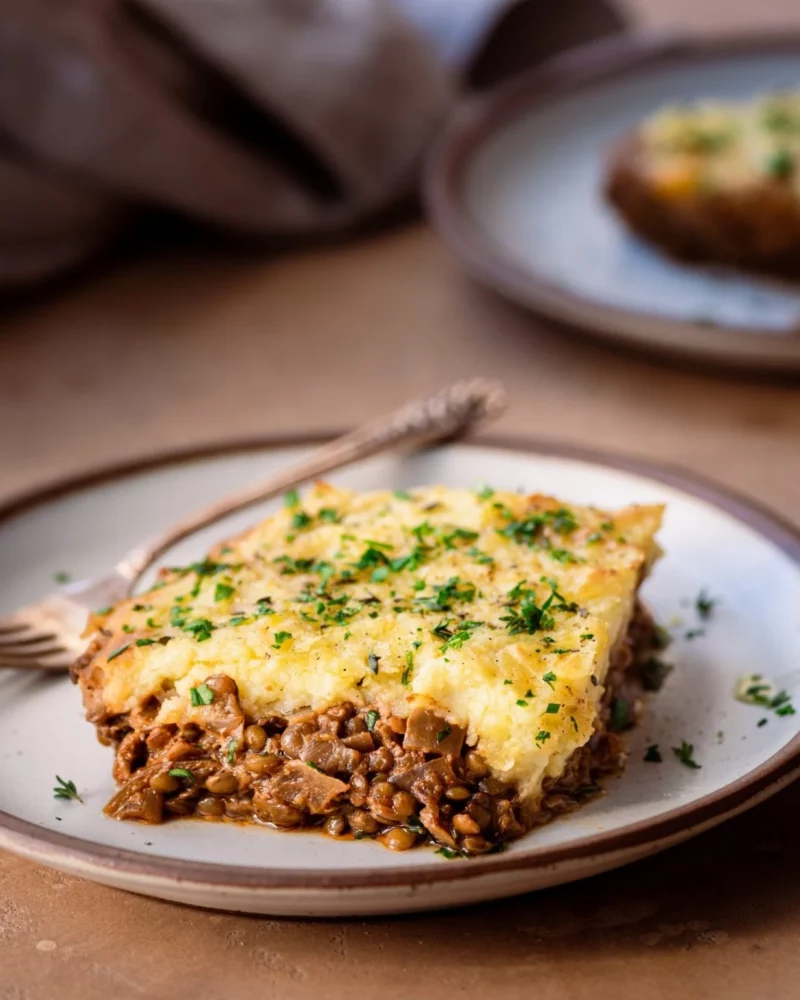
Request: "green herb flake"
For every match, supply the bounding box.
[535,730,551,744]
[214,582,235,602]
[608,697,631,732]
[190,683,214,707]
[393,490,413,500]
[436,723,452,743]
[542,671,557,689]
[516,699,529,708]
[367,652,380,675]
[272,631,292,649]
[306,761,323,772]
[639,656,674,693]
[545,703,560,714]
[106,642,132,662]
[319,508,340,523]
[580,633,594,641]
[672,740,701,769]
[365,710,379,732]
[401,651,414,686]
[758,718,769,728]
[53,776,82,802]
[292,511,312,531]
[695,589,717,620]
[168,767,195,784]
[226,739,237,765]
[475,484,494,501]
[135,638,156,647]
[54,571,71,585]
[644,744,662,763]
[284,489,300,509]
[95,606,113,616]
[765,148,794,179]
[435,846,461,860]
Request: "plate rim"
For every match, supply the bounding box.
[424,29,800,370]
[1,431,799,892]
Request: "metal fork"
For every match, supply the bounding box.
[0,378,506,672]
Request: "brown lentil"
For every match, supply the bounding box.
[383,827,417,851]
[149,772,180,794]
[205,770,238,795]
[197,796,224,817]
[243,724,267,752]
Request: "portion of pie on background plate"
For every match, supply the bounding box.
[73,482,664,857]
[605,90,800,274]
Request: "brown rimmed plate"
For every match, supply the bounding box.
[0,435,798,915]
[425,31,800,371]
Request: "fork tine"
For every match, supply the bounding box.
[0,643,67,662]
[0,655,72,671]
[0,632,59,649]
[0,621,29,636]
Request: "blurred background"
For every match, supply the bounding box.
[0,0,798,524]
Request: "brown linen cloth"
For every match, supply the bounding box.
[0,0,624,291]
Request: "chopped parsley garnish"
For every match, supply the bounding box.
[401,651,414,686]
[284,489,300,509]
[500,580,562,635]
[365,710,379,732]
[168,767,195,783]
[765,148,794,179]
[319,507,340,523]
[226,739,238,764]
[135,638,156,647]
[435,846,461,859]
[182,617,216,642]
[121,624,133,633]
[272,631,292,649]
[190,683,214,707]
[53,776,82,802]
[695,589,717,620]
[580,633,594,641]
[292,511,312,531]
[107,642,132,662]
[545,703,560,714]
[54,571,72,585]
[214,582,235,602]
[255,597,274,617]
[95,606,113,616]
[608,696,631,732]
[672,741,701,769]
[439,620,483,652]
[734,674,796,718]
[306,761,323,772]
[475,484,494,500]
[758,718,769,728]
[549,548,579,564]
[442,528,479,549]
[415,576,475,612]
[542,671,557,689]
[535,730,551,744]
[516,699,529,708]
[639,656,673,692]
[393,490,413,500]
[653,624,672,650]
[467,546,494,566]
[644,744,662,763]
[436,723,452,743]
[367,652,380,675]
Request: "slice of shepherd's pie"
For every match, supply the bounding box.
[72,484,664,855]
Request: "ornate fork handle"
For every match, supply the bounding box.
[116,378,506,587]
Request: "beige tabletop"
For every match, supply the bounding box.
[2,2,800,997]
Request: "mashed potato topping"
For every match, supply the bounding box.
[86,484,662,801]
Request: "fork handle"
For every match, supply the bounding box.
[114,378,506,587]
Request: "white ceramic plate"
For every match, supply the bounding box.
[426,32,800,370]
[1,437,799,916]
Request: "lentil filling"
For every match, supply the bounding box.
[92,602,660,856]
